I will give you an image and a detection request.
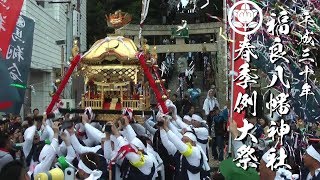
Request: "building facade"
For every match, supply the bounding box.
[21,0,86,114]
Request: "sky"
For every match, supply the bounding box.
[181,0,188,6]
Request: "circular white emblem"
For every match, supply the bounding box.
[228,0,263,35]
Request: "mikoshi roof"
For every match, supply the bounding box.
[81,36,138,64]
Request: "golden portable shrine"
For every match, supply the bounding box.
[48,10,169,122]
[79,36,151,113]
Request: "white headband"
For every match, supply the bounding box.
[78,160,93,174]
[192,114,204,123]
[78,160,102,180]
[183,132,197,142]
[275,168,299,180]
[306,145,320,163]
[183,115,192,122]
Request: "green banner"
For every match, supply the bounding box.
[171,27,189,38]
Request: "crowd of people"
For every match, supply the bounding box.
[0,88,319,180]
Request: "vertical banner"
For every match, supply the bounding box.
[4,15,34,113]
[228,0,263,127]
[231,30,245,127]
[0,0,25,58]
[0,57,20,111]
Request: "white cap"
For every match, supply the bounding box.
[183,132,197,142]
[183,115,192,122]
[191,114,205,123]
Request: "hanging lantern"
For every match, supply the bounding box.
[49,78,61,97]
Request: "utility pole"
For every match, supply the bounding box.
[66,3,74,66]
[64,2,74,99]
[225,0,233,156]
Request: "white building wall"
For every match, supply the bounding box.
[21,0,67,70]
[19,0,86,114]
[29,70,53,113]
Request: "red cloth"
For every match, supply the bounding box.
[77,130,86,137]
[132,94,139,100]
[108,144,136,170]
[0,148,9,153]
[0,0,24,57]
[228,3,245,128]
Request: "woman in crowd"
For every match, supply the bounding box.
[203,89,219,136]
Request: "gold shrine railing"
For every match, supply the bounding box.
[81,97,148,110]
[122,95,151,110]
[122,99,140,110]
[81,97,103,109]
[81,81,151,110]
[144,96,150,109]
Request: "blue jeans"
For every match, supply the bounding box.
[212,135,224,161]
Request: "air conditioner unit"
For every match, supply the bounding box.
[61,99,75,109]
[73,10,80,37]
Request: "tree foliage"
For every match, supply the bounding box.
[87,0,162,47]
[87,0,223,47]
[87,0,109,47]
